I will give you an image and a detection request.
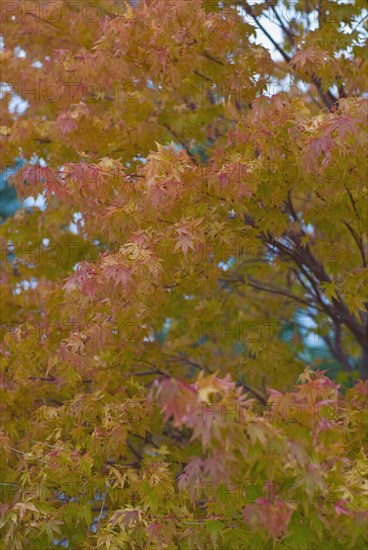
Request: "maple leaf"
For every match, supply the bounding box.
[202,451,228,482]
[173,218,204,255]
[109,507,142,528]
[64,262,98,299]
[147,522,166,549]
[303,134,335,170]
[155,378,198,427]
[326,115,357,140]
[178,456,204,496]
[298,366,315,384]
[102,262,133,290]
[243,497,294,539]
[292,48,325,70]
[56,103,90,135]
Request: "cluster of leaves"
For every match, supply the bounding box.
[0,0,367,548]
[0,367,367,548]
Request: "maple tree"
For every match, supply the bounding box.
[0,0,368,548]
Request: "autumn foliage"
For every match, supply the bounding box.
[0,0,367,548]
